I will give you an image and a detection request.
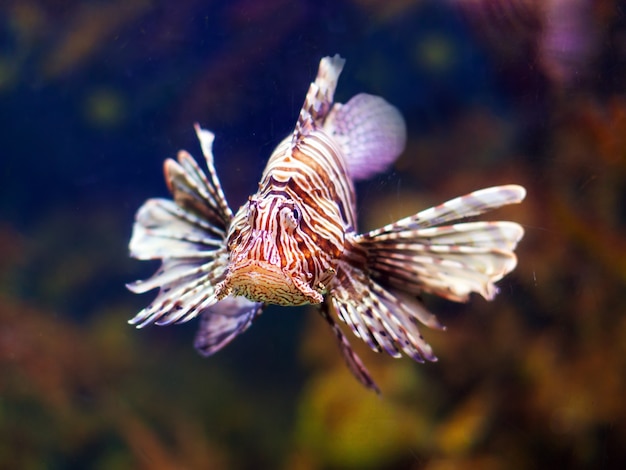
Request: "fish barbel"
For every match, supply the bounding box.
[127,55,525,392]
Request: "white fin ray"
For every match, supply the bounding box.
[330,261,439,364]
[127,250,228,295]
[128,254,227,328]
[191,124,234,221]
[359,185,526,303]
[164,149,231,231]
[370,244,518,286]
[368,281,437,361]
[194,296,265,356]
[165,155,223,226]
[375,221,524,251]
[368,185,526,236]
[330,264,398,357]
[369,252,504,301]
[127,126,233,328]
[324,93,407,181]
[390,289,444,330]
[129,199,224,261]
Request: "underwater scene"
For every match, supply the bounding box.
[1,0,625,468]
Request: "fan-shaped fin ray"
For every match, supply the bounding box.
[128,254,227,328]
[127,126,233,328]
[359,186,525,302]
[129,199,224,261]
[330,261,440,363]
[367,185,526,236]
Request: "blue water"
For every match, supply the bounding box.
[1,1,624,468]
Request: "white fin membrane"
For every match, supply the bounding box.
[324,93,407,181]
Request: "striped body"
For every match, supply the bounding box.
[217,131,355,305]
[127,55,526,393]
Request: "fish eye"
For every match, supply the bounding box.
[279,204,301,230]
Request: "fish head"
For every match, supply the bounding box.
[216,195,339,306]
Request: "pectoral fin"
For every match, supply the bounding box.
[359,185,526,302]
[330,260,439,364]
[127,125,233,328]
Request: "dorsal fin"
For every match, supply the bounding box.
[292,55,406,181]
[293,54,345,144]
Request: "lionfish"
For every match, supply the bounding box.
[127,55,525,392]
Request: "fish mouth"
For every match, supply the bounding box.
[216,259,322,306]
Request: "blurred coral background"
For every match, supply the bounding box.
[1,0,625,468]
